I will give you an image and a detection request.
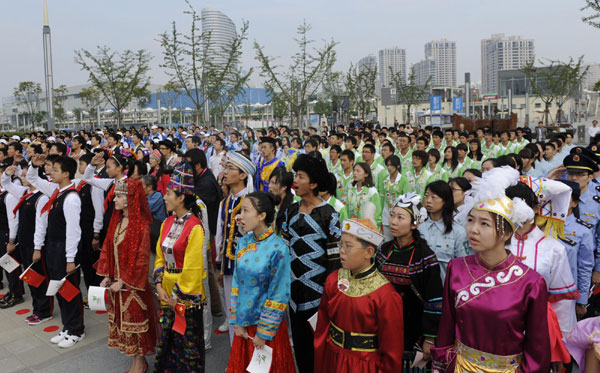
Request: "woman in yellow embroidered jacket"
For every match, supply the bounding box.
[153,163,207,372]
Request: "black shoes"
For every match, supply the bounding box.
[0,293,24,309]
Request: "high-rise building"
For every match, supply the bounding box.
[424,39,456,87]
[583,63,600,90]
[201,8,237,66]
[378,47,406,87]
[358,54,377,73]
[481,34,535,94]
[413,59,436,87]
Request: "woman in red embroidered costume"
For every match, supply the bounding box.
[97,179,158,373]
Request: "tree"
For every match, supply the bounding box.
[323,69,347,124]
[255,21,337,128]
[79,87,101,128]
[159,0,250,126]
[161,81,181,125]
[553,57,589,124]
[13,81,42,130]
[392,66,431,125]
[270,93,288,122]
[346,64,377,120]
[582,0,600,28]
[74,46,151,126]
[313,99,332,125]
[593,80,600,92]
[53,84,68,125]
[522,58,588,125]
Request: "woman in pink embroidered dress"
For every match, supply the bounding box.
[432,167,550,372]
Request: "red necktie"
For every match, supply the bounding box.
[13,191,33,217]
[41,189,60,215]
[76,180,88,192]
[104,183,115,211]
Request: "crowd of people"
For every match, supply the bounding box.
[0,118,599,372]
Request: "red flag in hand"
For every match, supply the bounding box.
[58,279,81,302]
[19,267,46,288]
[173,303,186,335]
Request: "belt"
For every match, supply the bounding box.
[329,321,378,352]
[166,268,183,273]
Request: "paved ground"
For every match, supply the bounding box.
[0,284,231,373]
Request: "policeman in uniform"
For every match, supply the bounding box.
[558,180,595,320]
[563,152,600,291]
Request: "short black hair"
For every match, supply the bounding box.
[79,153,94,165]
[51,142,67,155]
[8,142,22,153]
[143,175,158,191]
[53,156,77,179]
[340,149,355,162]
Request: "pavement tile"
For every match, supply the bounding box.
[0,355,26,372]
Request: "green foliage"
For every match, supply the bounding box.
[254,21,337,128]
[74,46,152,126]
[13,81,42,129]
[522,56,588,125]
[346,64,377,120]
[392,66,431,125]
[582,0,600,28]
[593,80,600,92]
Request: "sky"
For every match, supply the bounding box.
[1,0,598,99]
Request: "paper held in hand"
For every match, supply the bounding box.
[46,278,66,297]
[88,286,109,311]
[246,345,273,373]
[308,312,318,331]
[0,253,20,273]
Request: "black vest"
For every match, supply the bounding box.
[47,189,79,243]
[78,183,95,230]
[0,192,8,232]
[17,191,43,248]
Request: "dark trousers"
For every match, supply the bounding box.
[0,230,23,296]
[289,308,315,373]
[77,227,101,290]
[46,241,84,336]
[19,244,53,318]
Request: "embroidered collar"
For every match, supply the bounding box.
[513,224,537,241]
[254,225,274,241]
[350,264,377,279]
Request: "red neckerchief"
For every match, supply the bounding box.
[41,185,75,214]
[13,191,33,217]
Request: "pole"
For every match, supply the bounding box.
[42,0,55,130]
[525,91,529,124]
[508,89,512,121]
[157,92,162,124]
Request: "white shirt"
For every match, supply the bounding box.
[209,151,226,177]
[1,174,50,252]
[588,125,600,139]
[26,167,81,262]
[509,226,577,334]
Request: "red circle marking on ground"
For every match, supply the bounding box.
[15,309,30,315]
[43,325,60,333]
[0,293,6,299]
[95,310,108,314]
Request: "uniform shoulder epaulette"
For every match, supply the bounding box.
[559,236,576,246]
[596,185,600,192]
[594,195,600,204]
[576,218,593,229]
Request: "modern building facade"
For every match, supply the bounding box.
[201,8,237,66]
[583,63,600,90]
[378,47,406,87]
[413,59,436,87]
[481,34,535,94]
[358,54,377,73]
[424,39,457,87]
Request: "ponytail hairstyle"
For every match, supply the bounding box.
[245,192,282,226]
